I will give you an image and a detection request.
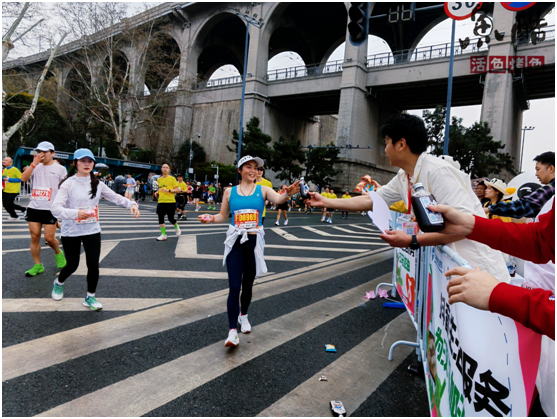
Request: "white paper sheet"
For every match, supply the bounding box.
[366,191,391,234]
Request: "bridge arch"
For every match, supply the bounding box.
[143,32,181,92]
[191,11,247,81]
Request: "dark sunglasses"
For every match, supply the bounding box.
[257,167,264,171]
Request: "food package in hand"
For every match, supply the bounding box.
[354,175,374,192]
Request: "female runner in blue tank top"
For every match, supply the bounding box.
[198,155,299,347]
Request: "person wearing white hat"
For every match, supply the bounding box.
[482,178,512,223]
[198,155,300,348]
[20,141,68,276]
[50,148,140,310]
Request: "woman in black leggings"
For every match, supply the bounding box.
[50,148,140,310]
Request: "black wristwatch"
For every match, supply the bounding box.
[409,234,420,250]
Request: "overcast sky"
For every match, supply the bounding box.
[4,3,555,171]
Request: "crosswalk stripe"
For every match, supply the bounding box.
[257,313,414,417]
[272,227,383,246]
[264,244,367,253]
[174,234,332,262]
[332,226,380,235]
[1,228,228,239]
[350,224,379,232]
[35,273,396,417]
[2,298,182,312]
[302,226,384,241]
[2,249,392,382]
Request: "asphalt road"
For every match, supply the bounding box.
[2,197,429,417]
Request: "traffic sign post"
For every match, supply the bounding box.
[442,2,482,155]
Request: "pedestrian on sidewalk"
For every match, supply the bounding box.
[20,142,68,276]
[50,148,140,310]
[198,155,299,347]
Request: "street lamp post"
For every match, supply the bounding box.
[235,11,264,184]
[520,126,535,171]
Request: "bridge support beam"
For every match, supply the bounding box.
[480,3,523,177]
[334,36,397,189]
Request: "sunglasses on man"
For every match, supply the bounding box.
[257,167,264,171]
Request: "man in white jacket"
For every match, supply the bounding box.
[305,113,510,283]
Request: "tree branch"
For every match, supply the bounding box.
[4,31,67,140]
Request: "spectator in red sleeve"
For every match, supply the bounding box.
[428,201,554,339]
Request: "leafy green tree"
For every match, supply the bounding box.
[193,162,236,185]
[305,142,341,188]
[267,135,306,184]
[423,106,516,178]
[2,93,74,156]
[228,117,272,163]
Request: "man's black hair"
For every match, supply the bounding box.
[379,113,428,155]
[533,151,555,167]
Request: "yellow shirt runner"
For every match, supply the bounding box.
[256,177,273,217]
[157,176,178,203]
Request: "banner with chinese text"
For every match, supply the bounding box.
[394,247,417,316]
[424,247,542,417]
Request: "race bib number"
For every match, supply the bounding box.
[31,187,52,201]
[75,206,99,224]
[234,209,259,229]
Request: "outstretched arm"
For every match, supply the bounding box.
[305,192,372,211]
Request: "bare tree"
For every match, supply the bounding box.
[2,2,66,157]
[56,2,188,160]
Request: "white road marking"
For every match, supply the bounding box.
[36,274,397,417]
[272,227,384,246]
[2,298,182,312]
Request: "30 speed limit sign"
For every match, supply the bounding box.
[444,2,483,20]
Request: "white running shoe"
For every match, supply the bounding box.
[175,226,181,236]
[321,216,325,222]
[195,208,200,212]
[225,329,240,347]
[284,220,288,226]
[328,219,333,224]
[156,234,168,241]
[275,221,279,226]
[238,314,252,333]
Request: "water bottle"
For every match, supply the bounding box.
[410,183,445,232]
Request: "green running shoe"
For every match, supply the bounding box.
[83,296,103,311]
[54,251,67,269]
[25,263,44,277]
[51,280,64,301]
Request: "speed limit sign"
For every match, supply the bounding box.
[444,2,483,20]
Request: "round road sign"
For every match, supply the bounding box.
[444,2,483,20]
[501,2,537,12]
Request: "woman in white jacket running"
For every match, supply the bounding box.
[50,149,140,310]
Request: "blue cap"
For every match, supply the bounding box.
[74,148,96,161]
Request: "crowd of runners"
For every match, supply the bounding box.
[2,113,555,416]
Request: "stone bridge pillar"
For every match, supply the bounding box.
[172,26,195,147]
[241,6,269,133]
[334,26,397,189]
[480,3,523,176]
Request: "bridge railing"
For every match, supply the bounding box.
[517,26,555,45]
[194,75,243,90]
[266,60,344,82]
[366,36,489,68]
[366,26,555,68]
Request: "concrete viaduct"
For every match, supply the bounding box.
[3,2,555,187]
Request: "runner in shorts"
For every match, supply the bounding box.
[320,187,330,222]
[198,155,300,347]
[125,173,136,200]
[325,188,337,224]
[192,181,202,212]
[175,174,188,221]
[274,184,290,226]
[20,141,68,276]
[155,164,181,241]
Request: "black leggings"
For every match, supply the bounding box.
[226,235,257,329]
[58,233,101,293]
[2,191,25,218]
[157,203,176,225]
